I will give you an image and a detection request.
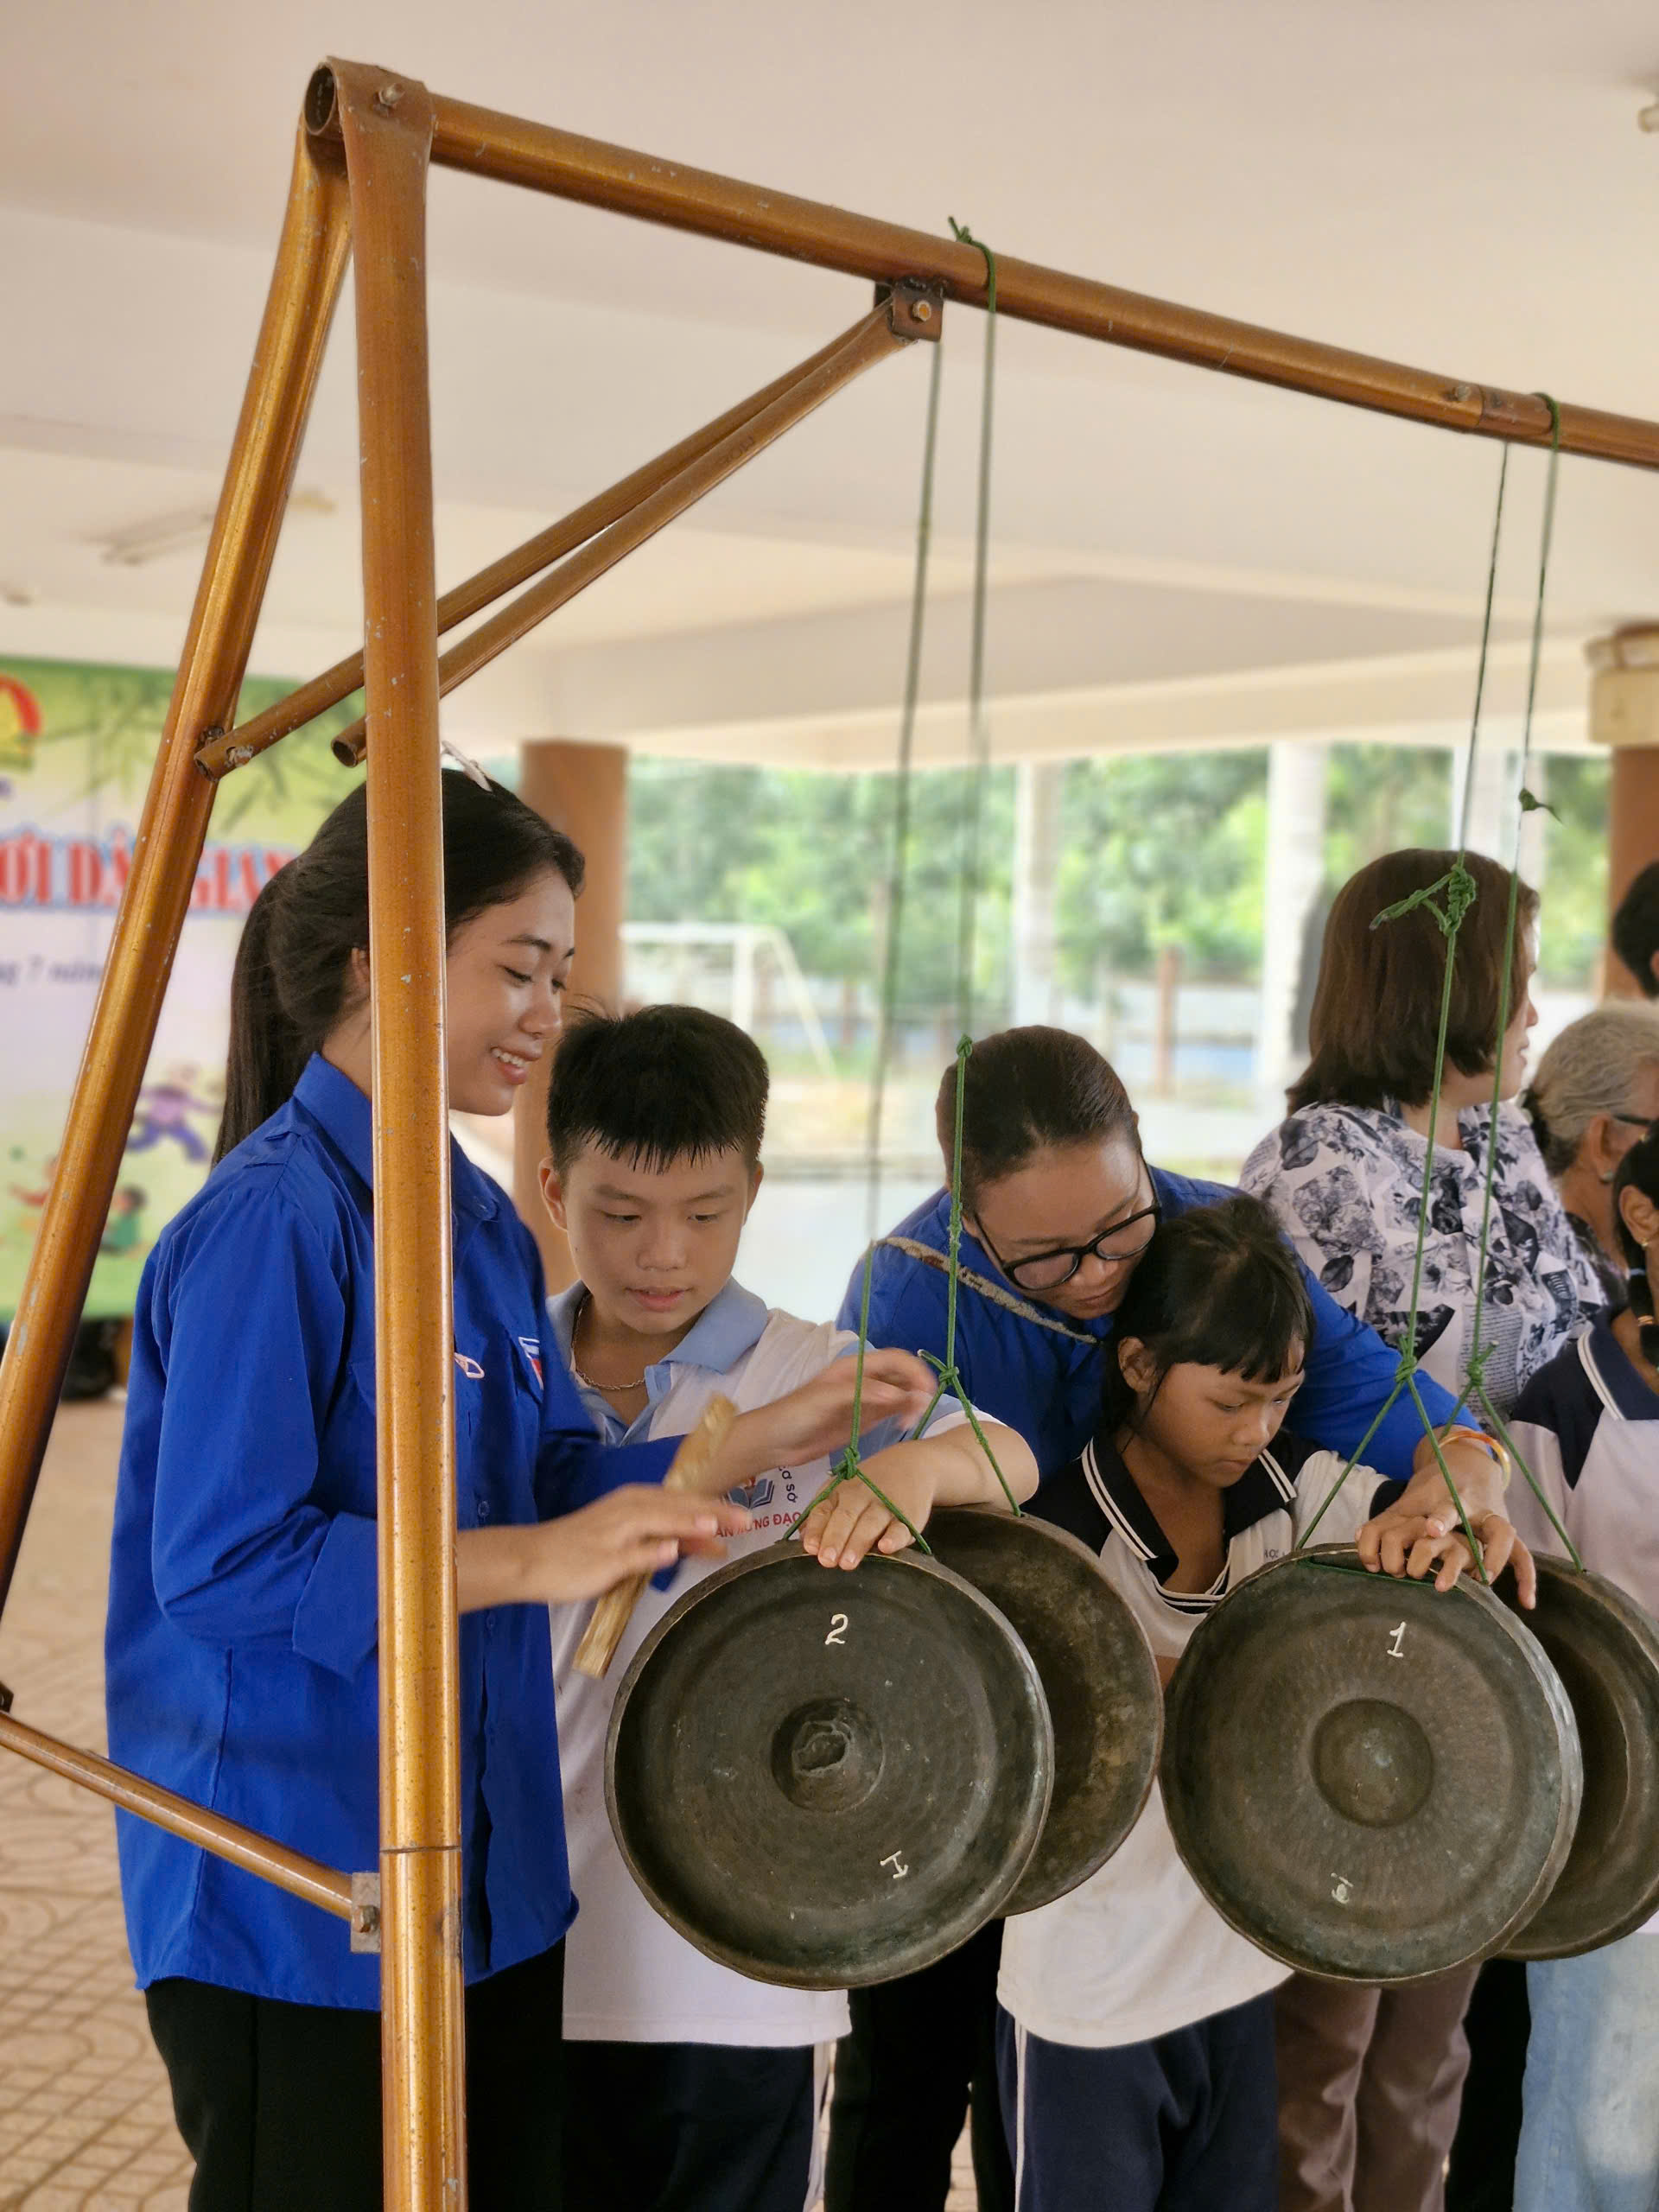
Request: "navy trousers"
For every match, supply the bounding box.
[562,2037,816,2212]
[996,1992,1279,2212]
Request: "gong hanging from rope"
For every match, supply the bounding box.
[1160,1546,1582,1981]
[925,1508,1161,1914]
[606,1541,1054,1988]
[1498,1554,1659,1959]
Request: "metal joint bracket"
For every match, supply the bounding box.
[879,278,944,342]
[350,1869,382,1952]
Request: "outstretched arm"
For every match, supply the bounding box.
[797,1420,1038,1569]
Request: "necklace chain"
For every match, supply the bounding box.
[570,1294,648,1393]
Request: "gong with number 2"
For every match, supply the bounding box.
[925,1508,1161,1915]
[606,1541,1054,1988]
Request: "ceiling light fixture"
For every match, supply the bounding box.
[95,486,337,568]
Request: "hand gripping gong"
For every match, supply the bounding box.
[925,1509,1161,1914]
[1161,1546,1582,1981]
[605,1541,1053,1988]
[1500,1554,1659,1959]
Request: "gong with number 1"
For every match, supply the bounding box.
[1161,1546,1582,1981]
[606,1541,1055,1988]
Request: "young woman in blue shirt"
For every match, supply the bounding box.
[105,772,924,2212]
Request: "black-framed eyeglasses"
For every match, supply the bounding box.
[973,1199,1164,1293]
[1611,1114,1656,1130]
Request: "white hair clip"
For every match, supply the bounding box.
[440,738,493,792]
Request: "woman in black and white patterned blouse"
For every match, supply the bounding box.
[1239,846,1602,2212]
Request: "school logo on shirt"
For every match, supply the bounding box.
[516,1335,543,1389]
[728,1474,775,1511]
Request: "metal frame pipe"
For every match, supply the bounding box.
[330,298,918,766]
[0,1713,355,1922]
[391,87,1659,471]
[331,60,468,2210]
[196,320,888,778]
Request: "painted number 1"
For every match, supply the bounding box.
[825,1613,849,1647]
[1388,1622,1406,1659]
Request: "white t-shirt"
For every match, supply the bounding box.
[550,1277,965,2046]
[1507,1318,1659,1936]
[999,1429,1389,2049]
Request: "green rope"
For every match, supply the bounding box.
[793,227,1018,1553]
[1445,395,1585,1571]
[1299,408,1585,1578]
[949,219,998,1035]
[865,339,946,1243]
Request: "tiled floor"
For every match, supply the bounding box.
[0,1400,191,2209]
[0,1401,978,2209]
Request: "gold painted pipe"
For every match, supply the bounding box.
[0,1712,355,1923]
[330,301,912,766]
[297,79,1659,474]
[330,60,467,2212]
[197,321,881,779]
[0,124,353,1621]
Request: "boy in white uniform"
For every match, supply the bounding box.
[540,1006,1036,2212]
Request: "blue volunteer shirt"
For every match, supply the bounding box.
[846,1169,1465,1481]
[105,1054,674,2009]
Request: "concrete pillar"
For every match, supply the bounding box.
[1012,760,1065,1027]
[513,740,629,1287]
[1257,739,1329,1104]
[1588,628,1659,998]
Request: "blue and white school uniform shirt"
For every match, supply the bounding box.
[852,1170,1465,1484]
[105,1054,675,2010]
[998,1428,1396,2049]
[1509,1319,1659,1678]
[1507,1319,1659,1938]
[550,1278,971,2050]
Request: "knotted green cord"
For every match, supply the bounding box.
[1299,404,1584,1574]
[949,219,998,1036]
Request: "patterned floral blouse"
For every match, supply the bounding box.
[1239,1100,1605,1417]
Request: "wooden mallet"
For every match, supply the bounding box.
[572,1394,740,1679]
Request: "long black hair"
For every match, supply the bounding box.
[1101,1195,1314,1439]
[1612,1124,1659,1365]
[215,772,583,1161]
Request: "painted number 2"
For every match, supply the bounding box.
[824,1613,849,1647]
[1387,1622,1406,1659]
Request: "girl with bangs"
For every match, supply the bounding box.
[994,1197,1508,2212]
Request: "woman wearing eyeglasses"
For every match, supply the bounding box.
[1239,849,1604,2212]
[824,1021,1522,2212]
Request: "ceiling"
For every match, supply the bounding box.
[4,0,1659,766]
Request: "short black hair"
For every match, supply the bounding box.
[1102,1195,1314,1438]
[546,1005,768,1174]
[1612,863,1659,1000]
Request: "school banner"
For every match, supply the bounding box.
[0,657,358,1319]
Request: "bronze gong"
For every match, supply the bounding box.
[1160,1546,1582,1981]
[1501,1555,1659,1959]
[605,1541,1054,1988]
[925,1508,1161,1914]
